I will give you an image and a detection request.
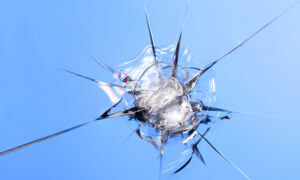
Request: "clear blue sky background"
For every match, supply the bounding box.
[1,0,300,180]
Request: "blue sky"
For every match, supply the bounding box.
[1,0,300,179]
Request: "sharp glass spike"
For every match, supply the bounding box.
[171,33,182,77]
[197,131,252,180]
[0,100,122,157]
[144,7,157,64]
[197,2,300,77]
